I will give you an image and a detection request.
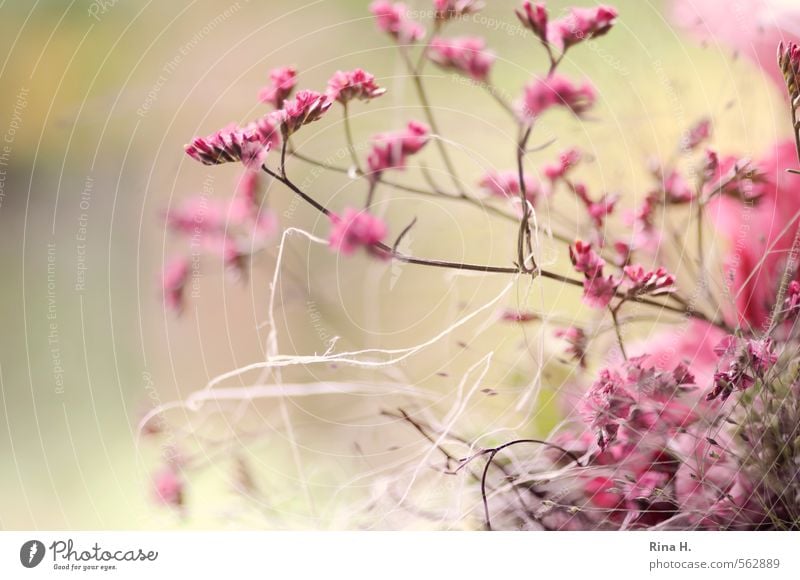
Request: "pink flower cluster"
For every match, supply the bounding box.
[518,74,596,120]
[428,36,495,82]
[569,240,618,308]
[162,170,277,312]
[707,336,777,402]
[278,90,332,137]
[370,1,425,42]
[184,115,279,168]
[328,208,388,258]
[516,2,618,52]
[326,69,386,104]
[258,66,297,109]
[366,121,430,179]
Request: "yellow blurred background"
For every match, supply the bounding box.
[0,0,788,529]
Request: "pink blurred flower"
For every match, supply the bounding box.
[708,140,800,327]
[543,148,582,181]
[328,208,388,258]
[478,169,539,203]
[370,1,425,42]
[278,90,332,137]
[434,0,484,20]
[682,117,712,151]
[153,467,184,508]
[366,121,430,178]
[518,74,596,120]
[555,326,588,367]
[516,1,549,43]
[428,36,495,82]
[500,309,539,323]
[162,257,190,313]
[326,69,386,104]
[258,66,297,109]
[569,239,604,277]
[582,274,619,309]
[548,5,619,52]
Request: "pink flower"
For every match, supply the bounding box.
[428,36,495,82]
[581,368,635,449]
[478,170,539,203]
[708,140,800,327]
[326,69,386,104]
[569,240,604,278]
[518,74,596,120]
[543,148,582,181]
[682,117,712,151]
[662,170,694,204]
[278,90,332,137]
[328,208,388,258]
[434,0,483,20]
[162,257,190,312]
[706,336,776,401]
[555,326,587,367]
[548,6,618,51]
[185,120,275,168]
[516,2,548,43]
[582,274,619,309]
[369,1,425,42]
[622,265,676,297]
[500,309,539,323]
[785,280,800,314]
[366,121,430,179]
[258,66,297,109]
[153,467,184,508]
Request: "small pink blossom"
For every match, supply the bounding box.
[580,368,635,449]
[434,0,484,20]
[185,121,274,168]
[569,239,604,278]
[682,117,712,151]
[707,335,776,401]
[258,66,297,109]
[326,69,386,104]
[662,170,694,204]
[328,208,388,258]
[500,309,538,323]
[518,75,596,120]
[162,257,190,312]
[548,6,619,52]
[555,326,587,367]
[622,265,676,297]
[366,121,430,178]
[370,1,425,42]
[543,148,582,181]
[279,90,332,137]
[428,36,495,82]
[516,2,548,43]
[478,170,539,203]
[153,467,184,508]
[582,274,619,309]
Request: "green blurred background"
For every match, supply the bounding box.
[0,0,787,529]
